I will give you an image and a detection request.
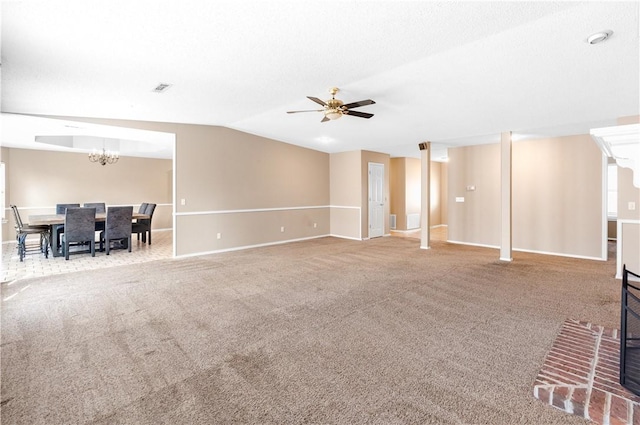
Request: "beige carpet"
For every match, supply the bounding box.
[1,236,619,424]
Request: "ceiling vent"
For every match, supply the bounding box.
[152,83,172,93]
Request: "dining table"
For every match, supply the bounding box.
[29,212,150,257]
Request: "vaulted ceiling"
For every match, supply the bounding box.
[1,1,638,160]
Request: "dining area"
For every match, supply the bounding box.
[11,202,157,261]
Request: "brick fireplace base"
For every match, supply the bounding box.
[534,319,640,424]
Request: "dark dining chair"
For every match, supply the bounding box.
[53,203,80,253]
[62,207,96,260]
[132,203,156,244]
[84,202,106,234]
[56,203,80,214]
[10,205,50,262]
[100,206,133,255]
[83,202,106,213]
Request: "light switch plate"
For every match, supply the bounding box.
[629,201,636,211]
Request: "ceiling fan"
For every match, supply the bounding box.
[287,87,375,122]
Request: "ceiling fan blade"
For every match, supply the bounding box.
[287,109,323,114]
[345,110,374,119]
[307,96,327,107]
[321,116,330,123]
[342,99,376,109]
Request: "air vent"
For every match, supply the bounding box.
[152,83,172,93]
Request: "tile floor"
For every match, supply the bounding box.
[1,230,172,283]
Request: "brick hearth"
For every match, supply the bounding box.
[534,319,640,424]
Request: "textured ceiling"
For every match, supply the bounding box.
[1,1,638,160]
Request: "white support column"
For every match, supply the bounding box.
[500,131,513,261]
[419,142,431,249]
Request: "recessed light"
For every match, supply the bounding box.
[587,30,613,45]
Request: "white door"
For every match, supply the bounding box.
[368,162,384,238]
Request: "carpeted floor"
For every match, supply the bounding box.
[1,236,620,424]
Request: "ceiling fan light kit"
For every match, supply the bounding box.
[287,87,375,122]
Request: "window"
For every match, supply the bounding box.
[608,163,618,219]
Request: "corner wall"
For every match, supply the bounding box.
[448,134,604,259]
[330,151,362,240]
[389,157,446,231]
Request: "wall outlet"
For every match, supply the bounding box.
[629,201,637,211]
[455,197,465,203]
[280,226,285,233]
[180,198,186,206]
[216,233,221,240]
[313,222,317,228]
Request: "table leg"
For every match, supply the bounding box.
[51,224,63,257]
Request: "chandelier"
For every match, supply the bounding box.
[89,147,119,166]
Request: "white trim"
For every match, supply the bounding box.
[3,202,172,212]
[330,205,360,210]
[175,234,330,258]
[447,240,499,250]
[175,205,330,216]
[447,239,606,261]
[329,234,362,241]
[616,219,640,279]
[390,228,420,234]
[512,247,605,262]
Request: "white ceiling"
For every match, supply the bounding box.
[1,1,638,160]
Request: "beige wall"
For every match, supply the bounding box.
[2,147,172,242]
[448,143,501,246]
[618,167,640,273]
[428,161,441,226]
[172,125,330,255]
[330,151,362,239]
[513,135,603,258]
[389,158,406,230]
[406,158,422,224]
[617,167,639,222]
[448,135,604,259]
[389,157,446,231]
[329,150,391,240]
[440,162,448,225]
